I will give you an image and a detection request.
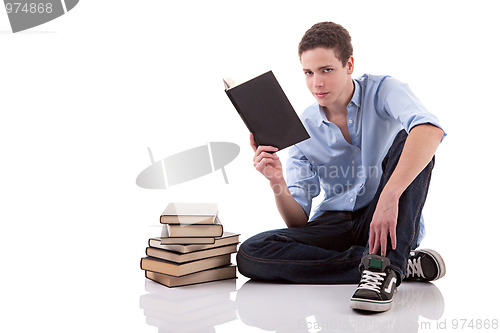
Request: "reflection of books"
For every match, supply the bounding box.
[141,279,236,314]
[160,202,218,224]
[224,70,310,151]
[141,254,231,277]
[145,265,237,288]
[144,277,237,296]
[145,303,236,327]
[140,290,231,315]
[146,244,238,263]
[147,308,236,332]
[140,270,237,332]
[162,217,223,238]
[149,232,239,251]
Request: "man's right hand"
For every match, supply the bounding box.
[250,133,308,228]
[250,133,283,184]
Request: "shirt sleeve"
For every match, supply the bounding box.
[381,79,447,140]
[285,144,321,217]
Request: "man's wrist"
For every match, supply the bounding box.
[270,178,287,195]
[381,184,403,202]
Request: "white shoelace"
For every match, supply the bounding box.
[406,256,425,278]
[357,270,386,292]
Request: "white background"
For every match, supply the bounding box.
[1,0,499,332]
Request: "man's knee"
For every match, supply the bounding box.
[236,230,288,279]
[236,236,263,279]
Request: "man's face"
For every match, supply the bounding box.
[300,47,354,110]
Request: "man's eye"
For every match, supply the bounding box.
[304,71,313,75]
[324,68,333,73]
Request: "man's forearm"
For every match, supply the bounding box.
[270,178,308,228]
[382,123,444,199]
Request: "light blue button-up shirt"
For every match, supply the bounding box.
[286,74,445,244]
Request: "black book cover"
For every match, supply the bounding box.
[225,71,310,150]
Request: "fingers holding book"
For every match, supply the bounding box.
[250,133,283,182]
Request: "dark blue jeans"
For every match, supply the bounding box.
[236,130,434,284]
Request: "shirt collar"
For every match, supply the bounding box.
[351,79,361,108]
[314,79,361,127]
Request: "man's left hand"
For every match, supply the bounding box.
[369,191,399,256]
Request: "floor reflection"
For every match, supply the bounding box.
[139,277,444,333]
[236,280,444,332]
[139,279,237,333]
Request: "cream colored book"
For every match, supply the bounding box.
[140,254,231,277]
[160,202,218,224]
[145,244,238,263]
[163,216,223,238]
[150,232,239,251]
[145,265,237,287]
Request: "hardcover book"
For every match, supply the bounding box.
[160,202,219,224]
[162,217,223,238]
[145,265,237,287]
[140,254,231,277]
[145,244,238,263]
[156,236,216,245]
[150,232,239,251]
[224,70,310,150]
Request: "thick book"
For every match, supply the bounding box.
[145,265,237,287]
[150,232,239,252]
[162,217,223,238]
[145,244,238,263]
[224,70,310,150]
[157,236,216,245]
[140,254,231,277]
[160,202,218,224]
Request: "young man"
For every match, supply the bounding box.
[236,21,446,312]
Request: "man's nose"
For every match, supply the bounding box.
[313,75,323,87]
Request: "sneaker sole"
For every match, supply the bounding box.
[350,298,393,312]
[420,249,446,280]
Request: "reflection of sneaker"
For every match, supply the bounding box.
[395,282,445,320]
[405,249,446,282]
[350,254,398,312]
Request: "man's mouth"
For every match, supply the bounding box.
[315,92,329,99]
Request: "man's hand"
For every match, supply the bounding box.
[250,133,283,184]
[250,133,307,228]
[369,190,399,256]
[368,124,444,256]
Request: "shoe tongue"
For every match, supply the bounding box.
[362,254,391,272]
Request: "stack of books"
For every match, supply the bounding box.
[140,203,239,287]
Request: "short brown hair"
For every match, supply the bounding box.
[298,22,353,67]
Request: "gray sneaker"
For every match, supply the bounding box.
[405,249,446,282]
[350,254,398,312]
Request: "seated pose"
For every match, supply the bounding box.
[236,21,446,312]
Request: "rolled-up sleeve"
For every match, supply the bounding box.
[285,144,321,217]
[382,81,447,141]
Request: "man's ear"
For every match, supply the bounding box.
[346,56,354,75]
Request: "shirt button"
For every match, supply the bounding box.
[348,119,353,124]
[349,198,354,203]
[354,148,360,152]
